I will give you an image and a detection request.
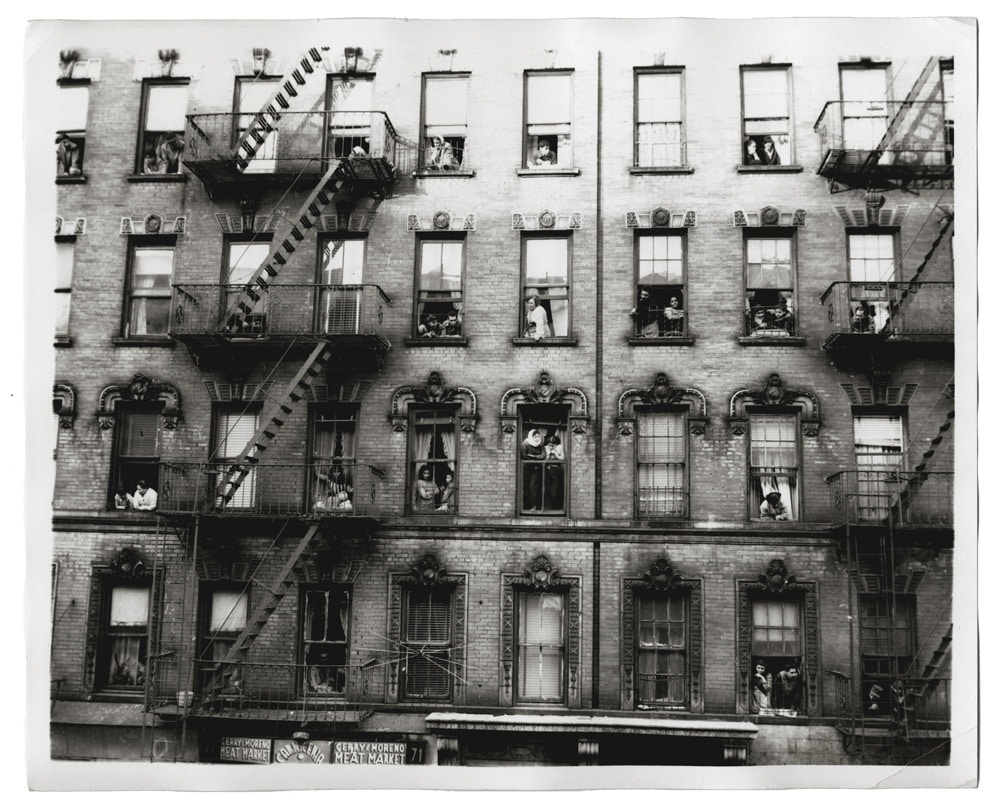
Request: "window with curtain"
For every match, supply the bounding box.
[55,238,75,339]
[113,405,161,506]
[99,584,150,689]
[201,588,248,661]
[311,405,357,511]
[213,407,259,509]
[860,594,915,716]
[749,413,799,520]
[224,240,271,334]
[402,587,454,700]
[741,67,791,165]
[750,600,803,712]
[635,68,685,168]
[410,409,457,514]
[854,413,904,521]
[317,237,366,335]
[848,232,897,333]
[415,238,464,338]
[137,79,188,174]
[125,242,174,337]
[303,586,351,696]
[327,74,373,158]
[634,232,686,337]
[421,73,469,171]
[524,71,573,169]
[56,83,88,176]
[517,590,565,703]
[637,411,687,518]
[236,77,280,172]
[520,406,567,515]
[636,593,687,708]
[522,234,570,339]
[745,234,795,336]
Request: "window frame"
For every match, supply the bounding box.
[846,228,899,335]
[211,404,261,510]
[522,70,575,171]
[198,584,250,663]
[518,403,569,516]
[96,580,151,693]
[635,408,689,519]
[853,409,906,522]
[749,597,805,713]
[633,230,687,339]
[55,236,75,342]
[110,402,163,509]
[134,77,189,176]
[233,75,282,172]
[122,236,175,340]
[300,584,352,698]
[309,403,359,512]
[324,73,376,160]
[634,590,689,709]
[419,72,471,173]
[520,232,572,341]
[316,234,367,335]
[56,80,89,179]
[838,63,892,153]
[408,405,459,516]
[400,585,455,701]
[859,594,916,717]
[633,67,686,169]
[747,408,801,521]
[515,589,567,704]
[740,65,794,167]
[413,233,466,339]
[743,229,797,338]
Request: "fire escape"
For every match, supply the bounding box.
[142,47,414,759]
[818,57,954,765]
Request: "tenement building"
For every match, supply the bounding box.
[44,18,967,768]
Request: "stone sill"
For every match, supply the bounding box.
[629,166,695,176]
[112,336,175,347]
[404,337,469,348]
[56,175,87,185]
[412,170,476,179]
[127,173,188,184]
[737,335,806,346]
[516,167,581,177]
[54,336,73,347]
[737,165,805,174]
[512,337,579,347]
[628,336,695,346]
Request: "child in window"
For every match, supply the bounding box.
[532,139,556,167]
[759,491,789,521]
[436,472,456,511]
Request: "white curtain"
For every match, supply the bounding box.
[439,427,456,474]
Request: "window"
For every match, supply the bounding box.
[741,67,791,165]
[636,411,687,518]
[317,237,366,334]
[854,413,904,521]
[311,405,357,512]
[302,586,350,696]
[749,413,799,521]
[56,84,88,176]
[124,241,174,337]
[940,61,954,163]
[236,77,280,172]
[519,405,567,515]
[212,407,259,509]
[327,75,374,158]
[516,590,565,703]
[524,71,573,169]
[522,235,570,339]
[634,232,686,337]
[410,408,458,514]
[224,239,271,335]
[421,73,469,171]
[744,233,795,336]
[401,587,454,700]
[636,593,687,708]
[635,69,684,168]
[112,405,161,505]
[55,239,74,340]
[860,595,915,716]
[840,65,890,152]
[750,600,803,712]
[848,232,896,333]
[415,237,464,338]
[137,79,188,174]
[200,587,248,661]
[98,583,150,690]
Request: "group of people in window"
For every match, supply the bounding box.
[314,463,354,512]
[746,290,795,335]
[417,304,463,338]
[743,135,783,166]
[521,426,566,513]
[751,657,803,713]
[423,135,464,171]
[113,480,158,511]
[631,288,686,338]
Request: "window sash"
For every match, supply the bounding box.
[638,234,684,285]
[59,85,89,131]
[637,412,687,517]
[423,76,468,128]
[517,591,565,702]
[403,588,453,699]
[312,407,357,462]
[418,241,464,293]
[526,73,572,124]
[119,410,160,457]
[208,590,248,633]
[746,238,793,289]
[145,83,188,132]
[848,234,896,282]
[319,239,365,285]
[751,600,802,656]
[636,595,687,705]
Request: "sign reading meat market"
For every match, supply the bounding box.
[333,741,408,765]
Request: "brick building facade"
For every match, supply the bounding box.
[39,17,968,772]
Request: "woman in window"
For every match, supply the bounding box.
[521,429,545,511]
[744,137,762,165]
[413,464,438,512]
[760,135,781,165]
[524,295,551,341]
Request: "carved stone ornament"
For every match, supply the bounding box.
[625,208,697,229]
[390,371,478,433]
[616,372,708,436]
[411,554,447,587]
[120,215,186,236]
[733,207,807,228]
[500,371,590,435]
[433,211,451,230]
[109,547,146,578]
[728,372,821,436]
[758,559,797,593]
[97,373,182,430]
[640,558,683,592]
[523,555,560,589]
[53,382,76,429]
[511,211,583,230]
[407,212,476,232]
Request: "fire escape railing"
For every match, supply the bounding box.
[826,470,953,527]
[819,281,953,340]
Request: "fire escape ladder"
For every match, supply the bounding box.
[915,624,952,697]
[889,405,954,524]
[888,213,954,320]
[213,341,334,511]
[233,47,327,171]
[864,57,940,171]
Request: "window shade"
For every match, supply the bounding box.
[110,586,149,626]
[146,84,188,130]
[216,411,259,458]
[120,410,160,456]
[854,414,903,447]
[210,590,248,632]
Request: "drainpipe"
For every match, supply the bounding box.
[592,50,604,709]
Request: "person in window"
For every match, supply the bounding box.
[156,132,185,173]
[436,472,456,511]
[441,307,462,336]
[425,135,460,171]
[768,297,794,333]
[532,139,556,168]
[521,429,545,511]
[413,464,438,512]
[761,135,781,165]
[751,660,772,711]
[630,289,660,338]
[130,480,158,511]
[524,295,551,340]
[663,295,685,335]
[759,490,789,521]
[418,313,442,338]
[543,433,565,511]
[744,137,762,165]
[850,304,873,333]
[316,464,353,511]
[56,132,82,175]
[114,488,132,510]
[774,661,802,711]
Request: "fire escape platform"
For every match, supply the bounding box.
[170,332,390,371]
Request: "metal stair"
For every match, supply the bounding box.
[864,57,941,171]
[888,213,953,323]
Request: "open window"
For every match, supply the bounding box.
[524,71,573,169]
[410,408,458,514]
[635,68,685,168]
[317,236,366,335]
[519,405,567,515]
[741,66,792,165]
[302,586,351,696]
[310,405,357,513]
[749,412,799,521]
[749,599,804,713]
[124,239,174,338]
[860,594,915,716]
[55,238,75,341]
[521,234,570,339]
[136,78,188,175]
[847,231,897,334]
[421,73,469,171]
[744,233,796,337]
[634,232,686,337]
[97,583,150,691]
[327,74,374,158]
[111,404,162,508]
[224,239,271,335]
[415,236,464,338]
[56,83,88,177]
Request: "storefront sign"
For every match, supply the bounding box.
[332,741,411,765]
[219,737,271,764]
[274,738,331,764]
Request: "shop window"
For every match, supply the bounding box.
[136,79,188,174]
[744,233,796,336]
[854,412,904,521]
[635,593,688,708]
[749,600,804,713]
[327,74,374,158]
[402,587,454,700]
[310,405,357,513]
[524,71,573,169]
[421,73,469,171]
[847,231,897,334]
[521,234,570,339]
[415,236,464,338]
[98,583,150,690]
[860,594,915,716]
[519,405,567,515]
[749,413,799,521]
[636,410,687,518]
[212,407,259,509]
[302,586,351,696]
[410,408,458,514]
[224,239,271,335]
[55,238,75,340]
[516,590,566,703]
[741,66,791,165]
[111,405,161,507]
[56,84,88,177]
[635,68,685,168]
[236,76,280,172]
[124,240,174,338]
[633,232,686,337]
[840,64,890,152]
[317,236,366,334]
